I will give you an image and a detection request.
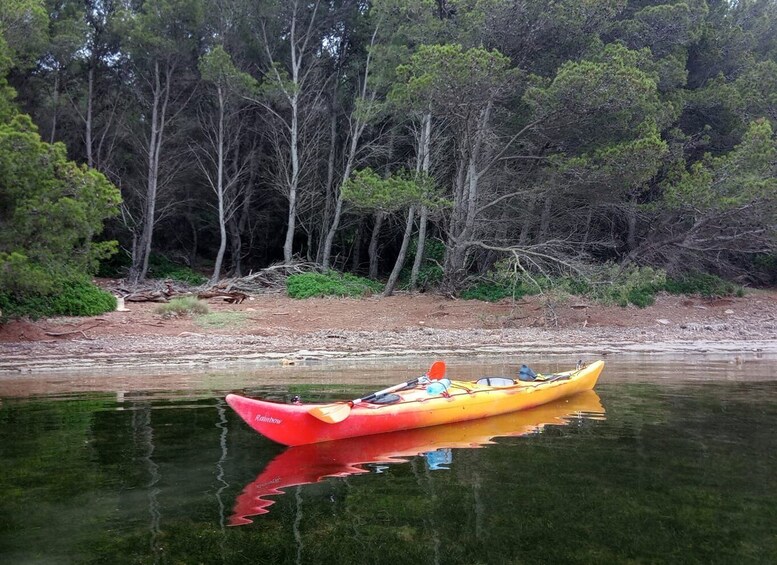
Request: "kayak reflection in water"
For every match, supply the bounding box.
[229,390,605,524]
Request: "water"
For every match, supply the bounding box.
[1,356,776,564]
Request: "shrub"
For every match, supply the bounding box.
[461,282,525,302]
[0,276,116,320]
[155,296,210,318]
[287,272,382,299]
[588,264,666,308]
[664,273,740,297]
[48,278,117,316]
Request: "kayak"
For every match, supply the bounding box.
[226,360,604,446]
[230,390,605,523]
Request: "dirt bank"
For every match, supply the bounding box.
[1,290,775,373]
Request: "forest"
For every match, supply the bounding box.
[1,0,776,315]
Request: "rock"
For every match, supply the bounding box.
[656,319,671,325]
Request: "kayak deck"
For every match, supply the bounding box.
[227,360,604,446]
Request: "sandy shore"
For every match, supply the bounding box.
[1,290,775,374]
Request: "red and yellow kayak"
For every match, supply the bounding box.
[229,390,605,524]
[226,360,604,446]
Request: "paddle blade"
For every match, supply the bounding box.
[308,402,352,424]
[427,360,446,380]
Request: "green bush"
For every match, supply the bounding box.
[147,255,207,285]
[287,272,383,299]
[155,296,209,318]
[461,282,525,302]
[0,276,117,320]
[626,287,656,308]
[585,264,666,308]
[664,273,740,297]
[49,278,117,316]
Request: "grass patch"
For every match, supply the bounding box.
[194,312,248,329]
[287,271,383,299]
[155,296,209,318]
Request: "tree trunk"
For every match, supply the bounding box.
[86,66,94,168]
[368,211,384,279]
[384,206,416,297]
[350,220,363,273]
[50,73,59,144]
[410,206,428,289]
[128,60,171,285]
[539,194,553,241]
[210,87,227,286]
[626,198,638,252]
[317,96,338,263]
[283,92,300,263]
[410,112,432,289]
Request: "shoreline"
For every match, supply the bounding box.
[1,290,775,375]
[2,330,775,374]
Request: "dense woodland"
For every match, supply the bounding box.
[1,0,776,308]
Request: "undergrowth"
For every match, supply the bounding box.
[460,264,742,308]
[0,276,117,320]
[287,272,383,299]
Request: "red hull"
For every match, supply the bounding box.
[226,360,604,446]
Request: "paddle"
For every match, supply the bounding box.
[308,360,447,424]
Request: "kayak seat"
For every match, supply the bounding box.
[476,377,516,387]
[368,393,401,405]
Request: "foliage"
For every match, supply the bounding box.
[664,119,777,211]
[390,43,518,112]
[3,0,777,292]
[0,275,116,320]
[342,168,441,212]
[154,296,209,318]
[584,264,667,308]
[0,112,121,292]
[664,273,740,298]
[461,281,527,302]
[198,45,256,95]
[146,255,207,285]
[287,272,383,299]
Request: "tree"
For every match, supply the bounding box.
[197,45,256,284]
[254,0,325,264]
[630,119,777,275]
[0,108,121,297]
[120,0,204,285]
[342,167,439,295]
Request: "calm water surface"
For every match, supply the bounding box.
[1,356,776,564]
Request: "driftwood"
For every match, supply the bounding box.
[124,290,169,303]
[212,261,318,294]
[197,290,249,304]
[112,261,318,303]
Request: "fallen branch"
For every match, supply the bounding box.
[44,329,94,339]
